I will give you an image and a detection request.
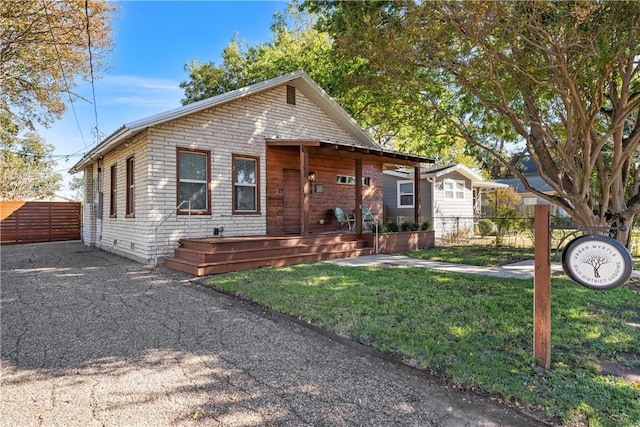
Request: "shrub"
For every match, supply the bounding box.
[381,220,430,233]
[382,221,400,233]
[400,221,420,232]
[478,218,494,236]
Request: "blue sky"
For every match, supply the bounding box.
[40,0,287,195]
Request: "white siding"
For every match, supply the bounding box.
[432,174,474,238]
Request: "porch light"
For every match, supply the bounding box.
[308,171,316,182]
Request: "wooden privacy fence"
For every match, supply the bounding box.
[0,201,81,245]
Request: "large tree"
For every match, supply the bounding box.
[179,5,481,168]
[306,0,640,244]
[1,0,114,131]
[0,115,62,200]
[180,8,355,107]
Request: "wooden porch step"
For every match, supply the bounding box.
[179,233,362,253]
[164,247,374,276]
[173,240,367,264]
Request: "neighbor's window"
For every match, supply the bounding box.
[110,164,117,217]
[444,179,465,200]
[233,155,259,213]
[126,156,135,217]
[177,148,210,213]
[397,180,414,208]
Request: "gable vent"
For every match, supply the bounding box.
[286,85,296,105]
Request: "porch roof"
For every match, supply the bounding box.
[265,139,434,166]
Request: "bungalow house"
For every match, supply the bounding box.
[383,164,507,239]
[70,71,433,275]
[494,157,570,218]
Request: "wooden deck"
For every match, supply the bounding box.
[163,233,374,276]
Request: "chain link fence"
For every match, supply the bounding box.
[434,215,640,259]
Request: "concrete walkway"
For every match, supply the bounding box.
[325,254,565,279]
[1,241,542,426]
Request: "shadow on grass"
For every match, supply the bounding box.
[206,263,640,426]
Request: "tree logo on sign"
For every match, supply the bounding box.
[581,254,609,278]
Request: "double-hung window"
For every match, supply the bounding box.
[177,148,210,214]
[397,180,414,208]
[126,156,135,217]
[444,179,465,200]
[110,164,117,217]
[233,155,259,213]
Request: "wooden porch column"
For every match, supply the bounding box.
[355,158,363,233]
[300,146,310,236]
[414,165,421,223]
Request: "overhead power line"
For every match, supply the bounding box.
[41,0,88,151]
[85,0,102,146]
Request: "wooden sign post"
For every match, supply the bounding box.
[534,204,551,369]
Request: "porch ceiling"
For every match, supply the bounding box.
[265,139,434,166]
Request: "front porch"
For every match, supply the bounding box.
[163,233,374,276]
[163,229,435,276]
[163,140,434,276]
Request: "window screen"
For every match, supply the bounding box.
[178,150,209,212]
[234,156,258,212]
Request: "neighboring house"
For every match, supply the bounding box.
[494,158,569,218]
[383,164,507,238]
[70,71,432,264]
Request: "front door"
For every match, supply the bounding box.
[283,168,301,234]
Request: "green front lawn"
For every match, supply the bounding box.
[205,264,640,426]
[407,244,640,270]
[406,245,535,266]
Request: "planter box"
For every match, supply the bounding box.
[363,230,435,253]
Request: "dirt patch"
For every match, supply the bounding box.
[598,359,640,383]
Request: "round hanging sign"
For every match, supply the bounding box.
[562,234,633,290]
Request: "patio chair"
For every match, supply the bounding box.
[334,207,355,231]
[362,206,376,231]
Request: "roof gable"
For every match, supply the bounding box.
[422,164,483,182]
[384,163,507,189]
[70,71,381,173]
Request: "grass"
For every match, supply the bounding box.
[205,263,640,426]
[409,244,640,270]
[406,245,535,266]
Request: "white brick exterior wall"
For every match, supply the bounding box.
[84,84,362,263]
[82,166,96,245]
[88,132,151,263]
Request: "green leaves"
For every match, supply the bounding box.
[1,0,114,129]
[306,0,640,242]
[0,127,62,200]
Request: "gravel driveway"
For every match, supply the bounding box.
[1,241,542,426]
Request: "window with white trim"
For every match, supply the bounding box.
[444,179,465,200]
[397,180,414,208]
[233,155,259,213]
[177,148,210,213]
